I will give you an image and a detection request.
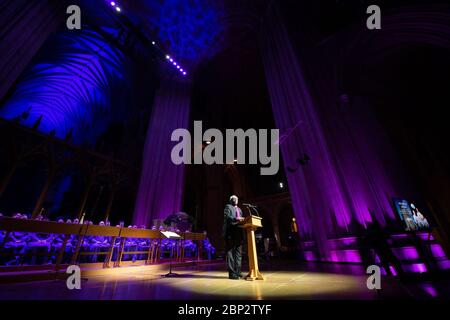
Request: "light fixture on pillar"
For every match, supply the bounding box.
[108,1,121,13]
[105,0,188,76]
[165,55,187,76]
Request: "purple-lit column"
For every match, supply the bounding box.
[0,0,64,101]
[133,77,191,227]
[260,5,352,260]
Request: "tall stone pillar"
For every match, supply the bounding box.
[133,77,191,227]
[260,5,350,259]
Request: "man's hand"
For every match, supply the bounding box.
[237,217,245,222]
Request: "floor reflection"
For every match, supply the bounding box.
[0,262,448,300]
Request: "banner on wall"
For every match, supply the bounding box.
[393,198,430,231]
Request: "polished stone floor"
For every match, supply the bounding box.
[0,261,449,300]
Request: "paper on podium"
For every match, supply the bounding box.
[161,231,182,239]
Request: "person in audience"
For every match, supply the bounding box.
[137,235,150,260]
[112,236,122,262]
[0,214,207,267]
[3,224,27,265]
[25,230,53,265]
[51,230,74,264]
[183,239,197,258]
[165,238,175,259]
[81,237,94,263]
[122,225,138,261]
[0,218,6,255]
[147,226,159,262]
[203,237,216,260]
[90,221,110,262]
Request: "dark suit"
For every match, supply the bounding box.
[222,204,244,278]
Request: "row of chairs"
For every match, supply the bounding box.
[0,230,216,266]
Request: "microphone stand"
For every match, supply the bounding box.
[244,205,260,217]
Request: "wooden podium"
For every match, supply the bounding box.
[239,215,264,281]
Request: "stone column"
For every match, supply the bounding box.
[133,77,192,227]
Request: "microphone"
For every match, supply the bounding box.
[242,203,260,217]
[242,203,257,208]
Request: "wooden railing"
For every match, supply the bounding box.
[0,217,206,271]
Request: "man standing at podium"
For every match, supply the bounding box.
[222,195,245,279]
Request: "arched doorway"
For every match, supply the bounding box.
[278,204,297,250]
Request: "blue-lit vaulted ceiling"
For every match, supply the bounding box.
[0,0,231,144]
[129,0,227,64]
[0,28,130,144]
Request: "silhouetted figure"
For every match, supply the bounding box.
[410,231,436,274]
[348,218,372,267]
[365,220,404,278]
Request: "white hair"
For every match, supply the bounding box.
[229,195,238,201]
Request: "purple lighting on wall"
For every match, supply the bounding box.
[329,250,362,263]
[404,263,427,273]
[393,247,420,260]
[261,5,351,259]
[420,284,438,297]
[430,244,446,258]
[260,3,411,260]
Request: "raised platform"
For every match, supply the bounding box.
[0,259,217,284]
[1,260,449,300]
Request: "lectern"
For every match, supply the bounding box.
[239,215,264,281]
